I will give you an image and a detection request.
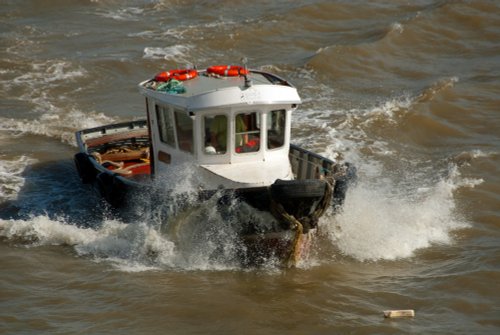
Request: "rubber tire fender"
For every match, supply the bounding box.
[96,172,128,208]
[74,152,97,184]
[332,162,357,208]
[270,179,327,200]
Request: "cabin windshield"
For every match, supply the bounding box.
[267,109,286,149]
[174,110,193,153]
[156,104,194,154]
[235,112,260,154]
[156,105,176,147]
[201,109,288,158]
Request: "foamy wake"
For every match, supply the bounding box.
[143,45,193,63]
[0,166,270,272]
[0,155,37,201]
[0,158,283,272]
[0,216,175,271]
[0,198,267,272]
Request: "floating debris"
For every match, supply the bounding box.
[383,310,415,318]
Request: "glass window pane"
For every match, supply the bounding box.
[156,105,175,147]
[267,109,286,149]
[204,115,227,154]
[174,110,193,153]
[235,112,260,153]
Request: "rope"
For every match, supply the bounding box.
[156,79,186,94]
[270,178,334,267]
[91,150,150,176]
[270,199,303,267]
[111,161,150,176]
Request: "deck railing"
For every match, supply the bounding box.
[289,144,336,180]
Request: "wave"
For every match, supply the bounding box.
[290,75,481,262]
[95,7,144,21]
[0,215,176,272]
[143,45,193,63]
[324,165,481,262]
[131,17,242,42]
[296,74,459,129]
[0,110,117,146]
[451,149,499,167]
[0,59,119,145]
[0,195,281,272]
[415,77,459,103]
[5,61,87,89]
[0,159,281,271]
[0,60,87,118]
[0,154,304,272]
[0,155,37,202]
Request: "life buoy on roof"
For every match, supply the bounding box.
[155,69,198,82]
[207,65,249,77]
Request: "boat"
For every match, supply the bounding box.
[74,64,356,267]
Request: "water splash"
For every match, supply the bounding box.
[0,215,176,271]
[0,153,288,271]
[0,191,283,272]
[0,162,282,271]
[324,164,480,262]
[0,155,37,201]
[291,74,479,262]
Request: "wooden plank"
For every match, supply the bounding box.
[99,149,149,162]
[383,310,415,318]
[299,151,308,180]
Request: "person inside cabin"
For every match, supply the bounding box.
[235,113,260,153]
[235,114,248,147]
[209,115,228,153]
[209,114,247,153]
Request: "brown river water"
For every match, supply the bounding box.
[1,1,499,334]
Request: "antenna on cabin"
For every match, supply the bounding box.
[241,57,252,88]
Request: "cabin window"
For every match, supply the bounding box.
[174,110,193,153]
[235,112,260,154]
[204,115,227,154]
[267,109,286,149]
[156,105,176,147]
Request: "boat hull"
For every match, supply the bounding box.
[74,121,356,266]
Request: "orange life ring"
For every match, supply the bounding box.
[155,69,198,82]
[207,65,249,77]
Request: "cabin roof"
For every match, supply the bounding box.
[138,69,302,112]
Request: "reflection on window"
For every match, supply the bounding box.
[174,110,193,153]
[235,112,260,153]
[204,115,227,154]
[267,109,286,149]
[156,105,175,147]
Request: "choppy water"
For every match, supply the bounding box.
[1,1,499,334]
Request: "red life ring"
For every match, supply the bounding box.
[155,69,198,82]
[207,65,249,77]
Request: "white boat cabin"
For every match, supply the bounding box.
[139,67,302,189]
